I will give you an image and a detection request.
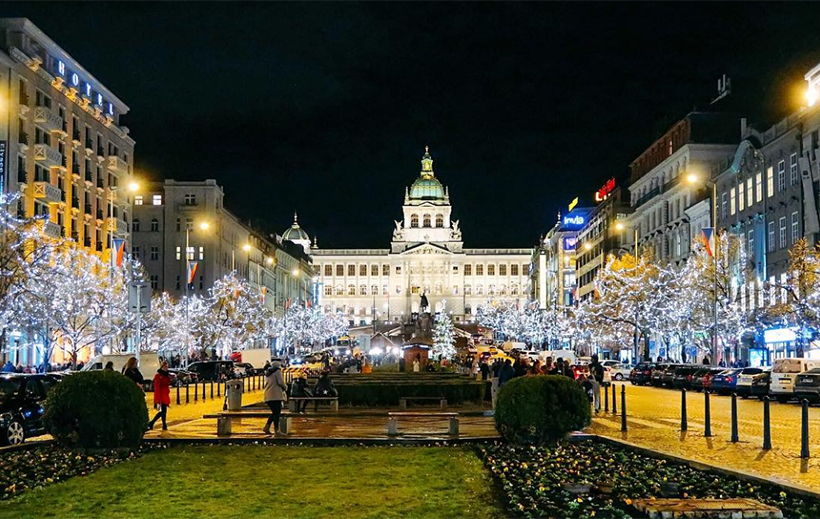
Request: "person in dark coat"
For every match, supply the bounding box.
[148,361,171,431]
[589,354,605,413]
[290,373,313,413]
[104,361,115,371]
[122,357,144,390]
[479,361,491,381]
[313,371,337,397]
[498,359,515,387]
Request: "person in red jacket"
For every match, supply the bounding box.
[148,361,171,431]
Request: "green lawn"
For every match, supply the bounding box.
[0,445,508,519]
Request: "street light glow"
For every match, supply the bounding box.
[584,242,592,251]
[686,172,699,184]
[615,222,625,231]
[242,243,251,252]
[292,268,300,276]
[127,181,140,192]
[808,85,818,107]
[199,222,210,231]
[265,256,274,265]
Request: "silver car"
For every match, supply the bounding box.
[602,360,631,381]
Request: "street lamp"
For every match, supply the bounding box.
[686,172,720,366]
[184,220,210,358]
[614,221,638,257]
[614,220,642,363]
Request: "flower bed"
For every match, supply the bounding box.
[0,444,161,500]
[478,441,820,518]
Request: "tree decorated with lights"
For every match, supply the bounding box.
[432,301,456,359]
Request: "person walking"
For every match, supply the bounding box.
[589,354,604,413]
[263,360,288,435]
[148,361,171,431]
[498,359,515,387]
[122,357,144,390]
[479,360,490,381]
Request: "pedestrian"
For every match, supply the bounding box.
[479,360,490,381]
[313,371,338,397]
[263,359,288,435]
[413,358,420,372]
[498,359,515,387]
[702,356,710,365]
[104,361,115,371]
[1,360,14,373]
[290,373,312,413]
[148,361,171,431]
[122,357,144,390]
[589,354,604,413]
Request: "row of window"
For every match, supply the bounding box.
[765,212,801,252]
[725,156,799,217]
[324,283,521,297]
[409,214,444,228]
[736,273,789,313]
[320,263,526,277]
[134,195,162,206]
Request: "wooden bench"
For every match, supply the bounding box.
[205,410,300,436]
[399,396,447,410]
[387,412,460,436]
[288,396,339,413]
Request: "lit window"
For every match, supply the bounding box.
[738,183,745,212]
[730,188,736,215]
[792,211,799,244]
[199,246,204,260]
[511,264,518,276]
[134,195,144,206]
[781,273,788,304]
[153,194,162,205]
[746,178,753,207]
[175,246,181,260]
[755,173,762,202]
[779,216,786,249]
[767,167,774,197]
[187,246,194,261]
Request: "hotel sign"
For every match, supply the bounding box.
[595,178,616,202]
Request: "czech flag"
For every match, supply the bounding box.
[701,228,715,257]
[112,239,126,268]
[187,261,198,286]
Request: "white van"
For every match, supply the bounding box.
[539,350,577,365]
[501,342,527,354]
[83,353,160,388]
[770,358,820,402]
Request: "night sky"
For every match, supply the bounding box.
[6,3,820,249]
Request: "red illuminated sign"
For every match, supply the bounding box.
[595,178,616,202]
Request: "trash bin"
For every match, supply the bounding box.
[225,380,244,410]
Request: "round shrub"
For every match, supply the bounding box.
[495,375,591,445]
[44,371,149,449]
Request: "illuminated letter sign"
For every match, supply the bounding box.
[563,236,577,251]
[562,215,585,226]
[595,178,616,202]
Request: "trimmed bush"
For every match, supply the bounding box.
[44,371,149,449]
[495,375,590,445]
[333,379,485,406]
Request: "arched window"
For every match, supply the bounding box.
[335,284,343,296]
[410,214,419,228]
[488,284,496,295]
[511,284,519,296]
[435,214,444,227]
[500,284,507,295]
[324,286,332,296]
[464,284,472,295]
[371,284,378,295]
[132,218,140,232]
[477,284,484,295]
[348,284,355,296]
[423,214,431,227]
[150,218,159,232]
[360,285,367,295]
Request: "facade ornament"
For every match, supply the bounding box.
[393,220,404,241]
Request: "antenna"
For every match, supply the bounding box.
[711,74,731,105]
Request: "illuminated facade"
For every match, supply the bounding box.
[0,18,135,256]
[308,148,532,326]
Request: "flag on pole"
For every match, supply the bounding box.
[187,261,199,286]
[701,228,715,257]
[112,239,126,268]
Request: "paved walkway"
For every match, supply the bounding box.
[591,382,820,492]
[143,386,266,427]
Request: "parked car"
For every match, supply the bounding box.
[650,364,669,387]
[185,361,236,382]
[735,368,769,398]
[602,360,631,381]
[629,363,655,385]
[710,368,742,395]
[691,368,723,392]
[233,362,260,377]
[0,374,61,445]
[794,368,820,403]
[770,358,820,403]
[168,369,198,387]
[660,364,683,387]
[671,365,701,389]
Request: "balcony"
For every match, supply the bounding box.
[108,156,128,174]
[34,107,63,132]
[36,220,61,239]
[33,181,62,204]
[34,144,63,169]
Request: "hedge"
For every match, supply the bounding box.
[333,380,485,406]
[495,375,590,445]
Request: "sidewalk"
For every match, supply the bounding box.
[144,386,266,426]
[591,383,820,492]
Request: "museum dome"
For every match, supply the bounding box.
[282,212,310,243]
[408,147,446,200]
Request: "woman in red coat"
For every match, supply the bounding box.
[148,360,171,431]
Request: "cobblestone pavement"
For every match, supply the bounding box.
[590,382,820,491]
[143,386,266,426]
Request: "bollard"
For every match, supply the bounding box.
[730,393,739,442]
[202,381,206,401]
[612,383,617,414]
[802,399,810,459]
[185,383,190,404]
[217,380,221,397]
[176,385,181,405]
[194,381,198,402]
[620,385,627,432]
[680,388,688,432]
[704,390,712,437]
[763,396,772,450]
[211,381,214,399]
[604,384,609,413]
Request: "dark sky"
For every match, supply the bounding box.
[6,2,820,248]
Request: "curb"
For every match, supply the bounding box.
[143,436,501,446]
[583,432,820,502]
[0,438,54,454]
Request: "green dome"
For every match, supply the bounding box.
[409,177,445,200]
[282,212,310,242]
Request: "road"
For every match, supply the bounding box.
[590,382,820,492]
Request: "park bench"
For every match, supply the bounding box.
[387,412,460,436]
[399,396,447,410]
[288,396,339,412]
[204,410,301,436]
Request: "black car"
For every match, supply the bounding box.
[795,368,820,403]
[185,361,236,382]
[671,366,701,389]
[629,363,655,385]
[0,374,60,445]
[650,364,669,387]
[660,364,684,387]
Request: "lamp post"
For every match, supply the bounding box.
[614,220,641,362]
[108,180,139,354]
[184,221,210,358]
[687,173,719,366]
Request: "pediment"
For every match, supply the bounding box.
[400,242,453,256]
